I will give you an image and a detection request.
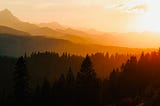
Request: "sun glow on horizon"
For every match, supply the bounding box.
[134,0,160,32]
[107,0,160,32]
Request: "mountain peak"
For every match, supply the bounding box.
[0,9,20,23]
[0,9,13,16]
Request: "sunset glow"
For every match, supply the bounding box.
[2,1,160,106]
[0,0,160,33]
[1,0,160,48]
[134,0,160,32]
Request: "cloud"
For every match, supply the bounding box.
[129,4,147,12]
[109,0,147,13]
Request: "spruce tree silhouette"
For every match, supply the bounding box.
[14,56,30,106]
[108,69,120,104]
[40,78,51,106]
[66,67,75,106]
[54,74,66,106]
[76,55,100,106]
[66,67,75,85]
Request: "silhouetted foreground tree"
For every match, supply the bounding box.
[76,55,100,106]
[14,56,30,106]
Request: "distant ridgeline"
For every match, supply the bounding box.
[0,33,155,57]
[0,9,157,57]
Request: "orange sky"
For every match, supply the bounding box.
[0,0,160,33]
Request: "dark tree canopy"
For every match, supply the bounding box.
[2,51,160,106]
[76,55,100,106]
[14,56,30,106]
[66,67,75,85]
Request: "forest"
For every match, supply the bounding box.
[1,50,160,106]
[1,3,160,106]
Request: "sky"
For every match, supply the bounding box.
[0,0,160,32]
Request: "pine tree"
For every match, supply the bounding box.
[66,67,75,85]
[40,78,51,105]
[14,56,30,106]
[76,55,100,106]
[78,55,96,82]
[54,74,66,105]
[66,67,75,106]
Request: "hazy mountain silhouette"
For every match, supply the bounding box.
[39,22,65,30]
[0,33,155,57]
[0,9,95,44]
[0,9,118,46]
[38,20,101,44]
[0,9,159,49]
[0,9,20,23]
[0,25,30,36]
[0,9,65,38]
[37,19,160,48]
[0,9,37,31]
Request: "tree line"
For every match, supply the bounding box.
[1,51,160,105]
[0,52,130,91]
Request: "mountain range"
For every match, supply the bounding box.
[0,9,157,57]
[0,9,95,44]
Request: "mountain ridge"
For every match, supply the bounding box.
[1,9,160,48]
[0,33,156,57]
[0,9,96,44]
[0,25,30,36]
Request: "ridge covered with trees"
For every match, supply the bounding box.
[0,52,130,90]
[1,50,160,105]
